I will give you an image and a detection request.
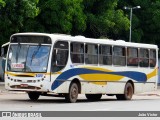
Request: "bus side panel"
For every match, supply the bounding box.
[143,83,157,92]
[80,82,126,94]
[55,81,71,93]
[143,75,158,92]
[134,83,156,94]
[81,82,107,94]
[54,80,108,94]
[105,82,126,94]
[134,83,144,94]
[134,76,157,94]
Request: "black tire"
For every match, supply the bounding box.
[28,92,40,101]
[65,83,79,103]
[85,94,102,101]
[116,82,133,100]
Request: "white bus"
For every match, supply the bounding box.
[0,42,10,81]
[4,33,158,103]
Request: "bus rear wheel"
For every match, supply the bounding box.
[65,83,79,103]
[85,94,102,101]
[116,82,133,100]
[28,92,40,101]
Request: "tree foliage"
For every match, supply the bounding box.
[83,0,130,39]
[0,0,5,9]
[22,0,86,35]
[0,0,39,45]
[135,0,160,46]
[119,0,160,44]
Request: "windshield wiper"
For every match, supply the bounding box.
[30,43,41,65]
[16,42,21,63]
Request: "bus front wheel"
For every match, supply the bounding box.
[116,82,133,100]
[65,83,79,103]
[85,94,102,101]
[28,92,40,101]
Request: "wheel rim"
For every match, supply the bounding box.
[126,86,133,99]
[70,85,78,100]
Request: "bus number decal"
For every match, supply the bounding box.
[36,74,43,77]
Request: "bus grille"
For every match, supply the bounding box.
[10,85,41,90]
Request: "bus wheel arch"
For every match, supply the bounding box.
[127,80,134,94]
[116,80,134,100]
[70,78,81,94]
[64,78,81,103]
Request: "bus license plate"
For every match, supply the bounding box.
[20,84,28,88]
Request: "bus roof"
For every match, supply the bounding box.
[11,33,158,49]
[2,42,10,47]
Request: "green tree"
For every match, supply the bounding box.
[0,0,39,45]
[22,0,86,35]
[119,0,160,45]
[0,0,5,8]
[118,1,145,43]
[0,0,5,46]
[83,0,130,39]
[134,0,160,46]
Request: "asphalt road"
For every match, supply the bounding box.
[0,90,160,111]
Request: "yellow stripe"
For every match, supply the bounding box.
[79,74,123,85]
[5,72,35,77]
[52,71,62,75]
[147,68,158,80]
[80,66,113,72]
[5,72,51,77]
[45,73,51,75]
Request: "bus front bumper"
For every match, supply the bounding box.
[5,81,51,92]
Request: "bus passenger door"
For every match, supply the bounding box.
[50,41,69,92]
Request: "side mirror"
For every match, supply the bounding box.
[1,47,4,57]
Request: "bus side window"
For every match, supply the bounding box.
[127,48,138,66]
[85,44,98,64]
[113,46,126,66]
[52,41,68,72]
[139,48,149,67]
[70,42,84,63]
[150,49,156,67]
[99,45,112,65]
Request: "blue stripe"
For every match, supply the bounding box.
[51,68,147,90]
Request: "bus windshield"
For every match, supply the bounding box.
[7,44,50,72]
